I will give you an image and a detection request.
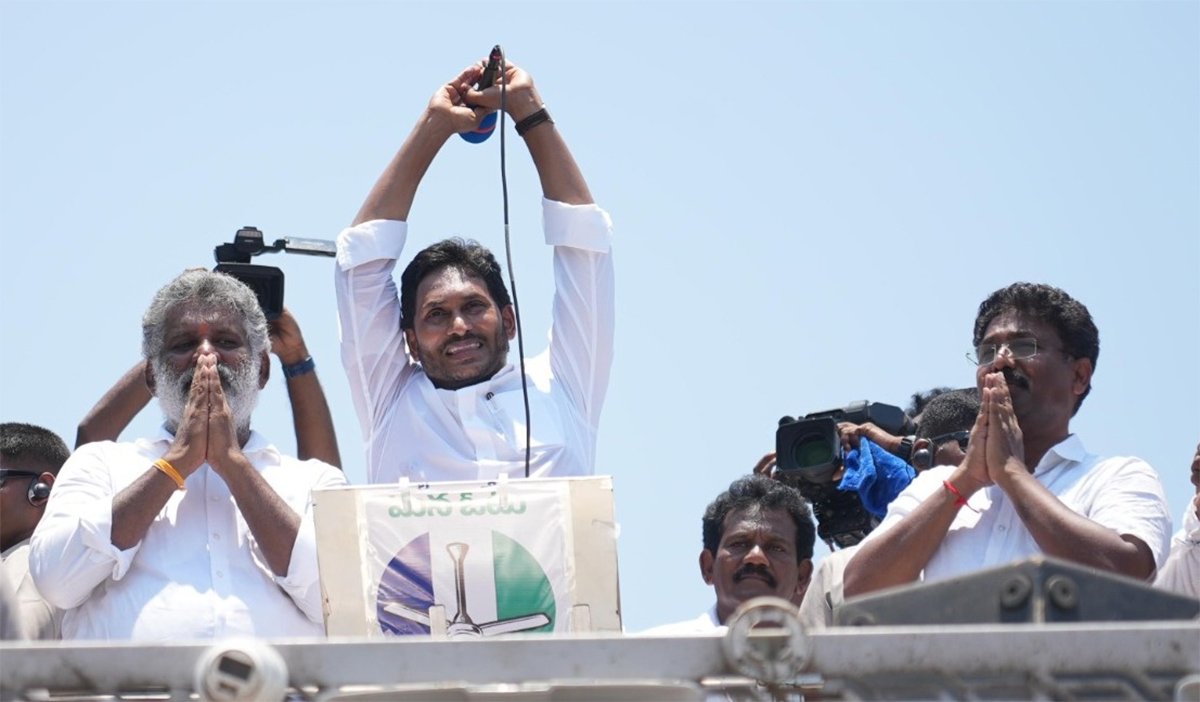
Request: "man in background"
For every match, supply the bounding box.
[797,389,979,628]
[1,422,69,639]
[1154,442,1200,598]
[643,474,815,633]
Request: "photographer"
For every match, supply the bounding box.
[796,389,979,629]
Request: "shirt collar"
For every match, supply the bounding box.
[1032,433,1087,475]
[707,604,721,628]
[1,538,30,560]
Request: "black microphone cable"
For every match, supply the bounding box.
[494,47,533,478]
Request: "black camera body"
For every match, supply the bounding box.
[775,401,911,550]
[213,226,336,321]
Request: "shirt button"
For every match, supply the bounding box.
[998,525,1007,532]
[216,571,224,578]
[213,533,221,541]
[210,495,219,502]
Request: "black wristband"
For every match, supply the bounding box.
[514,107,553,137]
[896,435,916,462]
[282,356,315,379]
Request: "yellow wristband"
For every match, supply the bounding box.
[154,458,186,491]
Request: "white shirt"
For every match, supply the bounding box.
[639,606,723,635]
[1154,496,1200,598]
[29,429,346,641]
[335,198,614,484]
[860,434,1172,583]
[1,538,62,639]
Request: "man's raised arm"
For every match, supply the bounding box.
[336,63,493,446]
[467,62,593,206]
[354,64,492,225]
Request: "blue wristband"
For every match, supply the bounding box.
[282,356,315,379]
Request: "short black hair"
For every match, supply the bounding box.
[0,423,69,474]
[907,386,953,420]
[400,238,512,331]
[973,282,1099,414]
[916,388,980,440]
[702,474,815,562]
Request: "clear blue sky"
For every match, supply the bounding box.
[2,1,1196,633]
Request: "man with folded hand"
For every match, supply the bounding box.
[30,269,346,640]
[844,283,1171,598]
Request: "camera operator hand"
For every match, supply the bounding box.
[268,307,308,366]
[268,307,341,468]
[837,422,903,456]
[752,451,778,478]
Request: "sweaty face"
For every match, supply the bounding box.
[702,506,811,625]
[406,267,513,390]
[152,304,263,434]
[975,310,1091,437]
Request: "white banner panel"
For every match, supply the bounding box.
[314,476,620,638]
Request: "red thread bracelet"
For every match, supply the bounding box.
[943,480,980,513]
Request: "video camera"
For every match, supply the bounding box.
[213,227,336,320]
[775,401,912,550]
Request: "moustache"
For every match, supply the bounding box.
[176,363,240,395]
[1001,367,1030,390]
[733,563,777,588]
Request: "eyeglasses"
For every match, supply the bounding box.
[927,430,970,452]
[967,337,1041,366]
[0,469,41,487]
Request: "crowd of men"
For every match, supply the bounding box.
[2,56,1197,644]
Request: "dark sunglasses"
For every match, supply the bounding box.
[0,469,41,487]
[928,430,970,452]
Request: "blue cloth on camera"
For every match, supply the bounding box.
[838,438,917,518]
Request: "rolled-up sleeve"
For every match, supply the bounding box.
[543,198,612,253]
[544,199,615,427]
[276,464,348,623]
[29,443,141,610]
[334,220,413,451]
[1086,458,1173,569]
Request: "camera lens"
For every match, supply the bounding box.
[793,435,835,470]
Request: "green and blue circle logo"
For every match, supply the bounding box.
[377,530,556,638]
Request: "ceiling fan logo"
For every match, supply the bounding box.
[377,530,556,638]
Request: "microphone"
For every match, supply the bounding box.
[461,112,497,144]
[460,45,503,144]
